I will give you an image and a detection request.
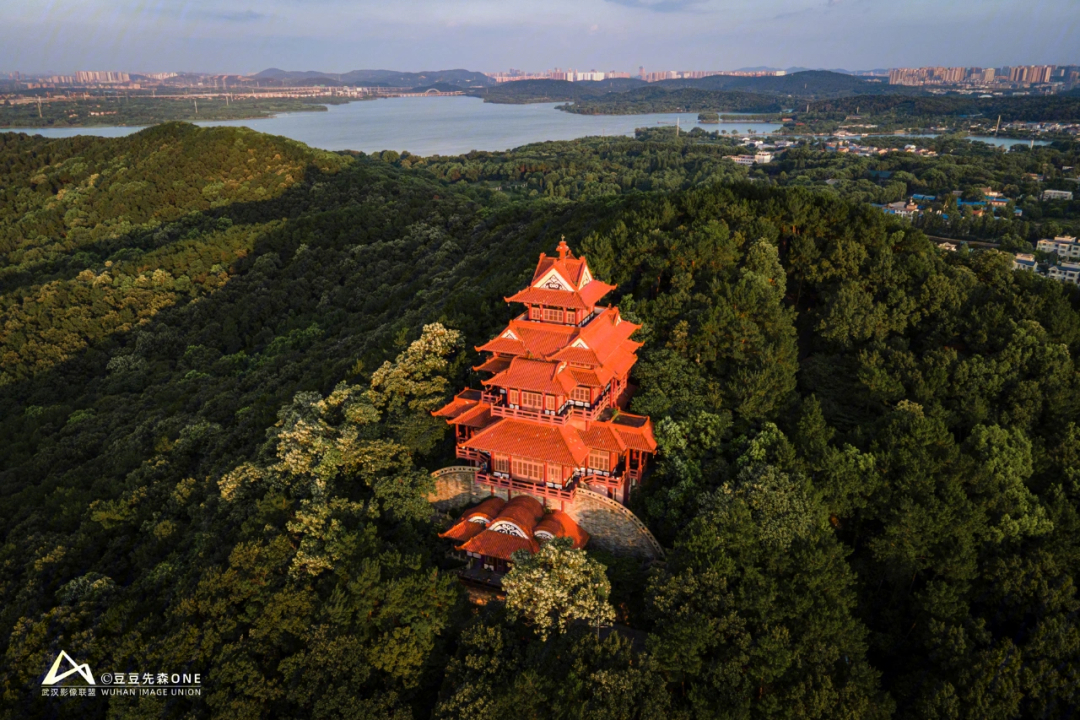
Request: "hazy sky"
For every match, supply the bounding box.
[2,0,1077,75]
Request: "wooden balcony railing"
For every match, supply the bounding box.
[456,447,484,462]
[480,386,614,426]
[475,471,578,502]
[574,472,621,488]
[491,404,571,425]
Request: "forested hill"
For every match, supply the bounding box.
[252,67,495,88]
[476,70,915,105]
[560,87,786,115]
[808,92,1080,122]
[653,69,904,96]
[474,79,601,104]
[2,124,1080,718]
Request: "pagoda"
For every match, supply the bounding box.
[434,239,656,507]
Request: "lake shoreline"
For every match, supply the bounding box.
[0,96,360,131]
[0,96,1051,155]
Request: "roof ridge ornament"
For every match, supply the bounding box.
[557,237,573,261]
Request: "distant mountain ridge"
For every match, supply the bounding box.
[735,66,890,75]
[249,68,903,94]
[250,68,494,88]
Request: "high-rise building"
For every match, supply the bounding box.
[74,71,130,84]
[889,64,1060,86]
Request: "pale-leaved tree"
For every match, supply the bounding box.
[503,537,615,641]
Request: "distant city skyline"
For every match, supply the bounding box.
[1,0,1077,75]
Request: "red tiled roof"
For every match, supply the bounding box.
[578,281,617,308]
[604,344,639,379]
[484,357,577,395]
[460,529,539,561]
[516,325,576,357]
[440,520,486,542]
[432,389,482,419]
[553,341,640,376]
[449,501,590,560]
[610,416,658,452]
[473,356,512,374]
[505,280,615,311]
[506,286,585,309]
[531,252,590,288]
[576,310,641,361]
[476,321,575,358]
[476,307,642,380]
[450,403,493,428]
[502,494,545,517]
[577,424,627,454]
[489,494,544,536]
[463,419,590,466]
[551,346,599,366]
[476,334,526,355]
[534,510,590,548]
[466,496,508,522]
[439,496,508,542]
[569,365,613,387]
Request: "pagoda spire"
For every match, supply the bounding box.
[557,236,573,261]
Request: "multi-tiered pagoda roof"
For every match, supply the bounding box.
[434,240,656,508]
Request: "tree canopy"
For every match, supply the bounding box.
[0,123,1078,718]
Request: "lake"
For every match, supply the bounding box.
[879,132,1050,149]
[4,98,1057,154]
[0,96,783,156]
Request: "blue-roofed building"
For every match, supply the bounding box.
[1048,262,1080,284]
[1013,254,1038,272]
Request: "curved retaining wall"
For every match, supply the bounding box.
[428,466,665,561]
[430,466,493,510]
[567,488,665,560]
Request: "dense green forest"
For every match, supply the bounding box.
[807,93,1080,123]
[0,96,355,129]
[0,123,1079,718]
[649,69,908,96]
[409,132,1080,242]
[476,71,912,106]
[556,85,1080,127]
[473,79,618,104]
[560,88,786,115]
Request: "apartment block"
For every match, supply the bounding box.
[1042,189,1074,201]
[1036,236,1080,258]
[1048,262,1080,284]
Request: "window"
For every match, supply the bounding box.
[588,449,609,471]
[508,389,519,405]
[547,463,564,484]
[494,455,509,473]
[571,387,591,404]
[545,394,556,411]
[543,307,565,323]
[512,457,544,481]
[529,306,541,320]
[521,391,543,409]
